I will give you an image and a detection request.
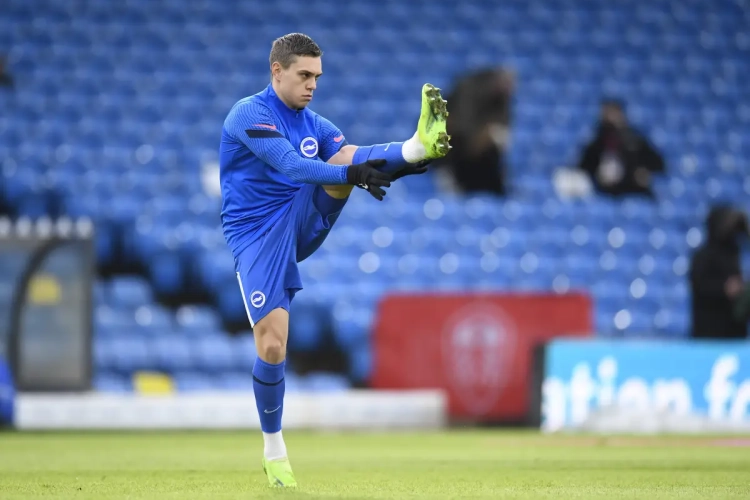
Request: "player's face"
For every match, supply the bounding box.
[601,105,626,128]
[276,56,322,109]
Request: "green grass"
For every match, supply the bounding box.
[1,430,749,499]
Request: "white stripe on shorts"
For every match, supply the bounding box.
[236,271,255,328]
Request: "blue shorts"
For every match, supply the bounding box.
[235,185,347,327]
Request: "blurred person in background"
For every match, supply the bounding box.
[434,67,514,195]
[577,99,665,197]
[0,56,13,88]
[689,205,749,339]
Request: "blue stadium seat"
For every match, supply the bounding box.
[134,304,174,329]
[174,371,216,392]
[94,339,116,372]
[95,305,137,336]
[93,372,133,393]
[192,335,235,374]
[284,372,304,393]
[348,344,373,383]
[332,306,374,352]
[216,371,254,391]
[109,338,153,374]
[147,253,185,297]
[151,335,193,373]
[288,303,329,352]
[303,372,351,392]
[231,334,258,372]
[216,286,249,326]
[175,305,222,336]
[109,276,153,309]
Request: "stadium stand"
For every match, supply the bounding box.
[1,0,749,392]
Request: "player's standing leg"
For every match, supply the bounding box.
[235,227,299,487]
[250,308,296,486]
[322,83,450,199]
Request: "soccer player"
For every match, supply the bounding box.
[219,33,449,487]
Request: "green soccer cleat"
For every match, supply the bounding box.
[417,83,451,159]
[262,457,298,488]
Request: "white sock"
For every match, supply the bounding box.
[401,131,426,163]
[263,431,287,461]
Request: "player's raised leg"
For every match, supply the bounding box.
[289,147,357,262]
[417,83,452,158]
[348,83,451,174]
[322,145,358,199]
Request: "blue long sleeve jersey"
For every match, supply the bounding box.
[220,85,349,256]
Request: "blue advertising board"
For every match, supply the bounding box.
[542,339,750,430]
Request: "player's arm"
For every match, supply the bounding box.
[227,101,348,185]
[316,115,349,162]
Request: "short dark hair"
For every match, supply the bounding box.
[600,97,625,112]
[269,33,323,71]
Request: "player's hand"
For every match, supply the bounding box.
[391,159,431,181]
[346,159,392,201]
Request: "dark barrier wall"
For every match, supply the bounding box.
[1,220,94,392]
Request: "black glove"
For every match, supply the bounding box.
[346,159,392,201]
[391,159,432,181]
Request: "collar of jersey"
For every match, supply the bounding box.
[264,84,303,120]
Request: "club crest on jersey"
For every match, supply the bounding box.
[250,291,266,309]
[300,137,318,158]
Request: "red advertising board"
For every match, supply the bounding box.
[371,292,592,422]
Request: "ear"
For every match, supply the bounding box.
[271,61,282,81]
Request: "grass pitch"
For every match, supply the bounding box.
[1,430,749,499]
